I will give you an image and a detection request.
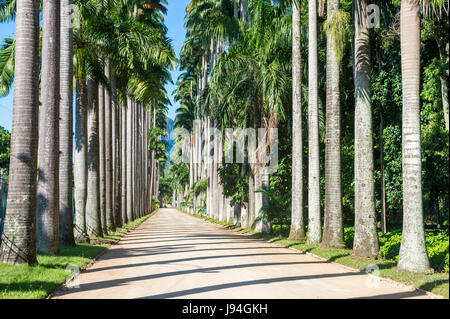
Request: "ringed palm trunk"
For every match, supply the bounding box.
[321,0,345,249]
[126,98,133,222]
[37,0,61,255]
[85,76,103,238]
[397,0,432,274]
[121,104,127,224]
[248,164,255,228]
[59,0,76,247]
[112,76,122,227]
[74,76,89,243]
[98,83,107,234]
[105,63,115,231]
[0,0,40,265]
[289,1,306,241]
[307,0,321,245]
[352,0,379,259]
[240,163,249,228]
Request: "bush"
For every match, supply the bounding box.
[378,229,449,273]
[272,224,290,237]
[327,226,448,273]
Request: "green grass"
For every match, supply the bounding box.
[179,209,449,298]
[0,212,156,299]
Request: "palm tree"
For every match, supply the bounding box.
[98,83,107,234]
[126,98,134,222]
[112,76,122,227]
[74,71,89,243]
[321,0,345,249]
[121,102,127,224]
[86,75,103,238]
[307,0,321,245]
[104,62,115,232]
[289,0,306,241]
[59,0,76,247]
[0,0,40,265]
[36,0,61,255]
[397,0,432,274]
[352,0,379,259]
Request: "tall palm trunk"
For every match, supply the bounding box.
[322,0,345,249]
[0,0,40,265]
[397,0,432,274]
[307,0,321,245]
[289,0,305,241]
[112,76,121,227]
[85,76,102,238]
[105,63,115,231]
[98,84,107,234]
[248,165,255,228]
[134,104,140,217]
[206,117,212,217]
[126,98,133,222]
[59,0,76,247]
[74,77,89,243]
[352,0,379,259]
[121,105,127,224]
[36,0,61,255]
[240,163,249,228]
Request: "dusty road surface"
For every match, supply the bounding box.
[53,208,437,299]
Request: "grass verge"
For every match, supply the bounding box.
[0,211,157,299]
[178,209,449,298]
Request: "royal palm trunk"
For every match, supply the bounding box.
[98,83,107,234]
[85,77,102,238]
[74,77,89,243]
[289,0,305,241]
[352,0,379,259]
[59,0,76,247]
[121,105,127,224]
[0,0,40,265]
[397,0,432,273]
[105,63,115,231]
[36,0,61,255]
[112,76,121,227]
[322,0,345,249]
[126,98,133,222]
[307,0,321,245]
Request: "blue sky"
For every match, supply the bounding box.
[0,0,189,131]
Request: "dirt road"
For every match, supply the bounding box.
[53,208,436,299]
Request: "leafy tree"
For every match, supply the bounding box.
[0,126,10,173]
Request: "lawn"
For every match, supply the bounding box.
[0,212,155,299]
[180,209,449,298]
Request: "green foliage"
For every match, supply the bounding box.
[193,178,207,196]
[196,196,206,215]
[0,126,10,173]
[323,9,350,63]
[218,163,248,206]
[0,37,14,97]
[382,125,403,218]
[344,227,449,273]
[158,177,173,204]
[152,195,160,209]
[378,229,449,273]
[272,224,290,237]
[255,184,291,225]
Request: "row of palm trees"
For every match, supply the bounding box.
[0,0,175,265]
[170,0,447,273]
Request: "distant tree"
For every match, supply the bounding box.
[0,126,10,173]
